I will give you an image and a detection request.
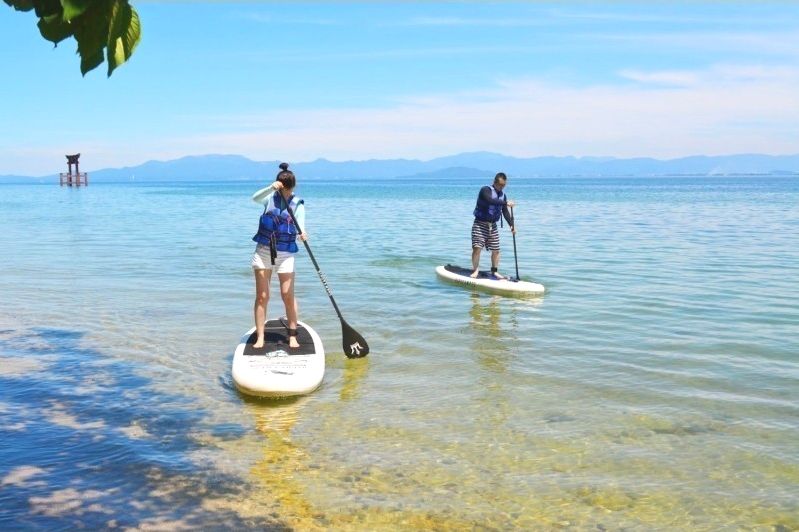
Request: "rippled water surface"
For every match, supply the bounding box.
[1,177,798,530]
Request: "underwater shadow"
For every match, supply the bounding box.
[0,326,289,530]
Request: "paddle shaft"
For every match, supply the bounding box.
[278,192,369,357]
[281,199,343,321]
[510,205,520,281]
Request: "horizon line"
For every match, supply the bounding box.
[4,150,799,179]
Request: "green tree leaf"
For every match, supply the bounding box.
[106,0,140,76]
[72,2,110,76]
[3,0,35,13]
[32,0,59,18]
[61,0,92,22]
[80,46,104,75]
[6,0,142,76]
[37,13,72,44]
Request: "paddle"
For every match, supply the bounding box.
[510,205,520,282]
[281,195,369,358]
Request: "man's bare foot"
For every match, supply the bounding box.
[470,270,479,278]
[493,272,506,280]
[288,336,300,349]
[253,337,265,348]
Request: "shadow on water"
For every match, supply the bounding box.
[469,293,521,373]
[339,358,370,402]
[243,396,316,527]
[0,326,288,530]
[232,357,371,529]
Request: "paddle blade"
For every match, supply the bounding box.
[341,319,369,358]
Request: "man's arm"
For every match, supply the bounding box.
[502,205,514,227]
[479,186,507,206]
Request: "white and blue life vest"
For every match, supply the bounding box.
[253,192,304,253]
[473,186,506,223]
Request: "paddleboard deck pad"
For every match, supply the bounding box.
[232,319,325,398]
[436,264,545,296]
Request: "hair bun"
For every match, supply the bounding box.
[279,162,289,171]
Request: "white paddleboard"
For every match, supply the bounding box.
[436,264,545,296]
[232,319,325,398]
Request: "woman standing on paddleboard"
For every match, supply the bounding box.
[251,163,308,349]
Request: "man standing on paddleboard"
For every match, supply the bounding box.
[470,172,515,279]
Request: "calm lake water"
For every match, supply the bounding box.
[1,176,798,530]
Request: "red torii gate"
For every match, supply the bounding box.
[60,153,88,186]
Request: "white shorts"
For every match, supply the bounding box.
[251,245,296,273]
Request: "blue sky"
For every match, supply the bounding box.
[2,2,798,175]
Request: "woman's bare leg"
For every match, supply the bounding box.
[253,268,271,348]
[278,272,299,348]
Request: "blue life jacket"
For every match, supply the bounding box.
[252,192,304,253]
[473,185,506,223]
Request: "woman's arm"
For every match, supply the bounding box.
[293,203,306,234]
[252,182,279,204]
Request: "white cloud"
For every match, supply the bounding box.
[235,45,546,64]
[6,64,798,174]
[233,11,338,26]
[174,64,799,162]
[546,8,795,26]
[404,10,797,27]
[619,64,799,87]
[593,30,799,58]
[619,69,702,86]
[403,16,548,27]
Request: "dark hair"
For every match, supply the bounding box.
[494,172,507,184]
[276,162,296,189]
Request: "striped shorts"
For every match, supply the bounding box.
[471,220,500,251]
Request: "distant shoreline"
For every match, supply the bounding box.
[3,174,798,186]
[3,151,799,183]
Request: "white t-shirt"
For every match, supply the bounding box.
[252,183,306,233]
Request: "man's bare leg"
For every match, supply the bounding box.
[491,250,506,279]
[470,247,481,278]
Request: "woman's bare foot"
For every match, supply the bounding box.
[493,272,506,280]
[253,336,265,349]
[288,336,300,349]
[470,270,479,278]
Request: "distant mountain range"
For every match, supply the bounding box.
[3,152,799,183]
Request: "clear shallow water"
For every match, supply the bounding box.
[1,177,798,530]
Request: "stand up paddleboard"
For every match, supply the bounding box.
[436,264,545,296]
[232,319,325,398]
